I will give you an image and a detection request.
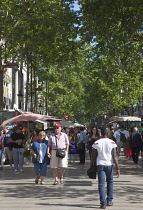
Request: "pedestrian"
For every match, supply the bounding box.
[129,127,142,164]
[113,127,121,159]
[120,125,129,156]
[47,123,69,185]
[10,127,25,172]
[78,127,87,164]
[3,126,13,169]
[0,127,4,170]
[31,129,40,142]
[90,127,120,209]
[30,131,49,185]
[87,127,100,159]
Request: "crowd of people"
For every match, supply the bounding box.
[0,122,143,208]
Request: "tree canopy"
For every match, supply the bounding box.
[1,0,143,123]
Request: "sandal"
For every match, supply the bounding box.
[35,179,39,184]
[53,181,58,185]
[40,181,45,185]
[60,177,64,184]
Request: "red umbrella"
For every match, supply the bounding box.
[1,112,61,127]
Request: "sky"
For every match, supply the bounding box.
[73,1,80,11]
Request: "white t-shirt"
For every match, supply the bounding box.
[92,138,117,165]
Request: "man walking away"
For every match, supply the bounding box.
[120,125,129,156]
[90,127,120,209]
[113,127,121,159]
[78,127,87,164]
[129,127,142,164]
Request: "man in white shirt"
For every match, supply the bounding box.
[90,127,120,209]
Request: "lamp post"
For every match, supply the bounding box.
[17,90,23,109]
[139,99,143,118]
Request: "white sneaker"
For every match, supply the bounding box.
[15,169,18,172]
[19,169,23,172]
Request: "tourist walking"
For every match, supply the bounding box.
[10,127,25,172]
[3,127,13,168]
[129,127,142,164]
[0,127,4,170]
[30,131,49,185]
[90,127,120,209]
[47,123,69,185]
[113,127,121,159]
[78,127,87,164]
[87,127,100,159]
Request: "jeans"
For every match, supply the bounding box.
[34,162,47,176]
[12,148,24,170]
[0,149,2,164]
[97,165,113,205]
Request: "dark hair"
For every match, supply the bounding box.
[90,127,99,137]
[101,126,109,137]
[34,129,40,136]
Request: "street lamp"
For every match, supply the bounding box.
[17,90,23,109]
[139,98,143,118]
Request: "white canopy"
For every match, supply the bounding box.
[109,115,141,122]
[60,120,74,127]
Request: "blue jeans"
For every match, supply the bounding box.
[0,149,2,164]
[97,165,113,205]
[34,163,47,177]
[12,148,24,170]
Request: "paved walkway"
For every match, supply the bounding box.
[0,154,143,210]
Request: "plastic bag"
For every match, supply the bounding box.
[1,153,6,164]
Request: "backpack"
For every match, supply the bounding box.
[120,132,126,142]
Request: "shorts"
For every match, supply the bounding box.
[50,150,68,168]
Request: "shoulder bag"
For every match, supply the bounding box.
[55,136,66,158]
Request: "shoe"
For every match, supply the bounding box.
[9,166,12,169]
[107,201,113,206]
[100,204,106,209]
[0,166,3,170]
[15,169,18,172]
[60,177,64,184]
[40,181,45,185]
[35,179,39,184]
[53,181,58,185]
[19,169,23,172]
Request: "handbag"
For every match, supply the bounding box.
[56,149,66,158]
[1,152,6,164]
[77,142,84,150]
[87,165,97,179]
[55,136,66,158]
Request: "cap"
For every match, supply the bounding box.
[54,123,62,127]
